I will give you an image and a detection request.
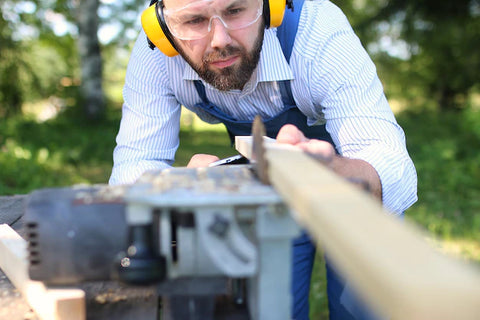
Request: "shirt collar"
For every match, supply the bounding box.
[182,28,293,85]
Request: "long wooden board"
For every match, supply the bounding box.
[236,136,480,320]
[0,224,85,320]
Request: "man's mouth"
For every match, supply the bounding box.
[209,56,239,69]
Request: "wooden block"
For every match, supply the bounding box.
[235,136,480,320]
[0,224,85,320]
[235,136,287,160]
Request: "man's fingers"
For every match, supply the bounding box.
[187,154,220,168]
[298,140,335,163]
[276,125,335,162]
[276,124,309,145]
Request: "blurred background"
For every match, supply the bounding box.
[1,0,479,318]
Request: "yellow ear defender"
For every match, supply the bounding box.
[141,0,293,57]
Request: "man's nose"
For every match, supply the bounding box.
[208,17,232,48]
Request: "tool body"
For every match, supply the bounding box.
[24,165,300,320]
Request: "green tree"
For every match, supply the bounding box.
[0,4,34,117]
[0,1,80,117]
[334,0,480,110]
[0,0,146,119]
[75,0,105,119]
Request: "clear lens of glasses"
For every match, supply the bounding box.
[162,0,263,40]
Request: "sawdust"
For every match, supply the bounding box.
[94,290,128,304]
[0,270,39,320]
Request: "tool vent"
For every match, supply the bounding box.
[25,222,41,267]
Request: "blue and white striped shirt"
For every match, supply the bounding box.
[110,0,417,214]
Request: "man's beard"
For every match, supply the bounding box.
[178,26,265,91]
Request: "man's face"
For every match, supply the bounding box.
[163,0,265,91]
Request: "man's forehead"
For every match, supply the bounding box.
[163,0,236,11]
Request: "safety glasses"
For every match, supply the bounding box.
[161,0,263,40]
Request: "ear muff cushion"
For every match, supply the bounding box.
[268,0,286,28]
[141,4,178,57]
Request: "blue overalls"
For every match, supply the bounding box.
[192,1,381,319]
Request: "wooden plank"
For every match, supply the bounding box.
[0,224,85,320]
[235,136,480,320]
[235,136,279,160]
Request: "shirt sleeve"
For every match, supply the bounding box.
[109,31,182,185]
[306,2,418,214]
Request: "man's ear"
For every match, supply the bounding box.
[141,0,179,57]
[264,0,289,28]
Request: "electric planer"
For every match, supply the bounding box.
[24,164,300,320]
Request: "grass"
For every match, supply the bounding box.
[396,108,480,262]
[0,107,235,194]
[176,110,237,166]
[1,104,479,319]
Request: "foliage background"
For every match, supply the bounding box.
[1,0,479,318]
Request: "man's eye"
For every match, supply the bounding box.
[226,7,245,17]
[183,17,207,25]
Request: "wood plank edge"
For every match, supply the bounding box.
[0,224,86,320]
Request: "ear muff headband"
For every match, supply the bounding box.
[142,0,291,56]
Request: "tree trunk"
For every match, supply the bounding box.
[76,0,105,119]
[438,86,459,111]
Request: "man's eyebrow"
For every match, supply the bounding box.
[176,12,206,20]
[225,0,243,9]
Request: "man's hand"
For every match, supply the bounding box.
[276,124,382,200]
[276,124,336,162]
[187,154,220,168]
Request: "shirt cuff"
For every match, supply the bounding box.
[349,144,418,215]
[109,160,173,185]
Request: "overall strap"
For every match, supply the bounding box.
[194,80,208,104]
[276,0,305,106]
[276,0,305,62]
